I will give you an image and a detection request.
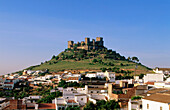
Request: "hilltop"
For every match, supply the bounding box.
[25,37,151,75]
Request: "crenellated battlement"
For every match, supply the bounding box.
[68,37,104,50]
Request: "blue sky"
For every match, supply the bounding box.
[0,0,170,74]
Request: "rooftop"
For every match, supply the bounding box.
[143,93,170,103]
[38,103,56,109]
[158,68,170,71]
[4,82,14,84]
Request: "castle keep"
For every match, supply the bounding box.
[68,37,104,50]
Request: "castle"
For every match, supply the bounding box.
[68,37,104,50]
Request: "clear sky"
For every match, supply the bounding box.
[0,0,170,75]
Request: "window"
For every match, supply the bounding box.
[160,106,162,110]
[147,104,149,109]
[81,98,83,100]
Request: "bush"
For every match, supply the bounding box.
[131,96,142,100]
[52,55,55,59]
[55,56,59,60]
[92,59,98,63]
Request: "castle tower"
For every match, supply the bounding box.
[85,37,90,45]
[96,37,103,46]
[77,42,80,46]
[92,39,95,50]
[68,41,74,49]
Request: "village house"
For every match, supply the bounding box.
[85,72,97,78]
[55,87,88,110]
[0,78,4,89]
[0,98,10,110]
[142,93,170,110]
[3,78,19,90]
[143,73,164,83]
[128,99,142,110]
[62,72,81,83]
[153,67,170,75]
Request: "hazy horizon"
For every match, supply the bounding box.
[1,0,170,75]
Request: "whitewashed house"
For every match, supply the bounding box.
[96,72,105,79]
[105,71,115,82]
[142,93,170,110]
[63,72,81,83]
[153,68,170,74]
[143,73,164,83]
[0,98,10,110]
[0,78,4,89]
[85,73,97,78]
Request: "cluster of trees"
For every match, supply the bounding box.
[51,55,59,60]
[58,80,85,88]
[37,91,62,103]
[83,100,120,110]
[59,47,127,62]
[0,86,31,99]
[139,73,144,79]
[128,56,139,63]
[58,49,88,61]
[35,84,62,103]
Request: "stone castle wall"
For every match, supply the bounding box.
[68,37,104,50]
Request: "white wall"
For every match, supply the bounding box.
[142,99,169,110]
[75,95,87,106]
[153,68,163,74]
[85,73,97,78]
[143,73,163,83]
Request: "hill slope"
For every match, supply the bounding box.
[26,48,151,74]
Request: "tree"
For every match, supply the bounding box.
[132,56,139,62]
[83,102,95,110]
[55,56,59,60]
[92,59,98,63]
[131,96,142,100]
[58,80,67,87]
[52,55,56,59]
[56,91,62,97]
[139,73,144,79]
[120,63,124,66]
[96,100,106,109]
[127,56,131,61]
[100,67,107,72]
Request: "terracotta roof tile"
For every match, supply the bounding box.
[143,93,170,103]
[38,103,55,109]
[67,100,76,103]
[4,82,14,84]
